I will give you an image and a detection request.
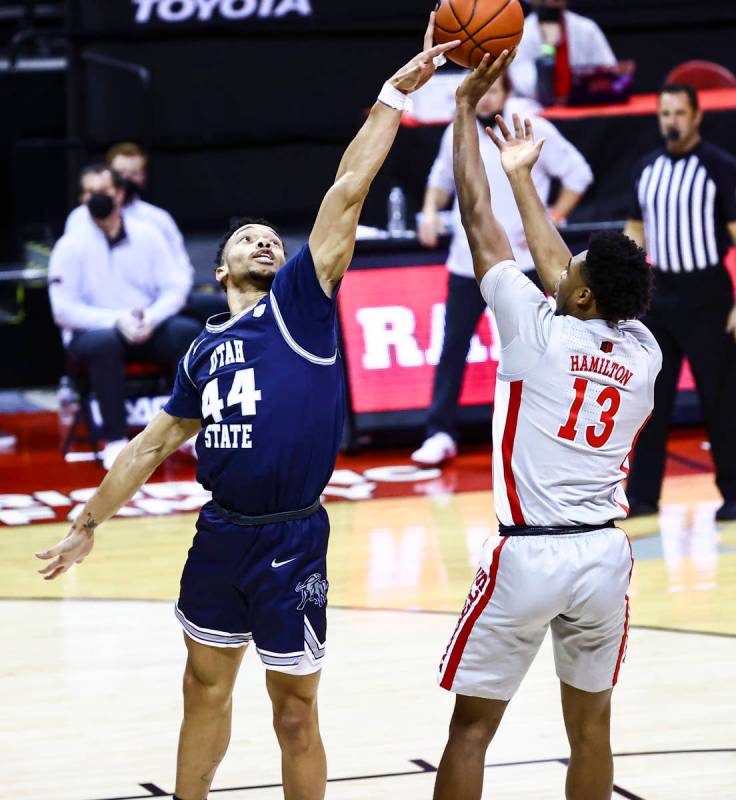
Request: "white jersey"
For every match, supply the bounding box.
[480,262,662,528]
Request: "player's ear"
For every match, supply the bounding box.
[577,286,594,308]
[215,264,229,288]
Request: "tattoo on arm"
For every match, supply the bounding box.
[81,513,98,536]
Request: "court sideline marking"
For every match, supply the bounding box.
[82,749,736,800]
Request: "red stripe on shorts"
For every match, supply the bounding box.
[613,535,635,686]
[440,536,509,691]
[502,380,526,525]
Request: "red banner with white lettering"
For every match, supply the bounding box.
[339,263,697,416]
[339,265,498,414]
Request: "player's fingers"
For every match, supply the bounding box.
[35,540,68,559]
[512,113,524,139]
[534,138,547,156]
[495,114,513,141]
[476,52,493,74]
[490,49,510,72]
[486,126,504,149]
[423,10,436,51]
[523,117,534,140]
[426,40,461,60]
[38,556,65,575]
[43,564,69,581]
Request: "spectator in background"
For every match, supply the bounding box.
[510,0,616,102]
[412,74,592,465]
[66,142,228,321]
[66,143,193,279]
[49,165,200,470]
[625,83,736,521]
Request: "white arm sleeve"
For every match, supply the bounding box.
[426,124,456,194]
[159,209,195,281]
[480,262,553,377]
[48,238,121,331]
[534,118,593,194]
[144,226,191,327]
[586,21,617,67]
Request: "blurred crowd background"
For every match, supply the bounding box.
[1,0,735,505]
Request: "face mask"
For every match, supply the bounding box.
[537,6,563,22]
[120,177,141,203]
[87,192,115,220]
[477,111,503,129]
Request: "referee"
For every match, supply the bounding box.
[625,83,736,521]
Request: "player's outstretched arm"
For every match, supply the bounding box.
[35,411,200,580]
[488,114,572,294]
[309,13,459,295]
[453,52,516,284]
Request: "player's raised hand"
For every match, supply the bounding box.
[487,113,546,175]
[388,12,460,95]
[455,49,517,108]
[35,516,97,580]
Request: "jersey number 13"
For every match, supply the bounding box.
[557,377,621,448]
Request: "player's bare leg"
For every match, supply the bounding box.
[561,682,614,800]
[433,694,508,800]
[266,669,326,800]
[175,635,246,800]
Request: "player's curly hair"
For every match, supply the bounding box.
[582,231,653,322]
[214,216,285,270]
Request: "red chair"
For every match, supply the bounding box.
[665,61,736,90]
[62,361,170,461]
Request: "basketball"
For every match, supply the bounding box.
[434,0,525,69]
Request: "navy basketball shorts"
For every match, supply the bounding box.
[175,502,330,675]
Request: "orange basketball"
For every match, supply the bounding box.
[434,0,524,69]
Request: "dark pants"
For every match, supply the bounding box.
[67,314,201,441]
[426,269,544,439]
[627,266,736,505]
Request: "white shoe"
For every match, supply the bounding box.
[411,432,457,465]
[102,438,129,471]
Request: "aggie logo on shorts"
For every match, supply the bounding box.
[295,573,329,610]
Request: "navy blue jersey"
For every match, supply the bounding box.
[164,244,344,515]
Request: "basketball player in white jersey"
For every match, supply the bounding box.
[433,53,662,800]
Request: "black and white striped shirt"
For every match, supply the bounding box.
[632,142,736,272]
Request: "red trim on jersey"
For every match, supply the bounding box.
[613,535,635,686]
[440,537,509,691]
[621,413,652,477]
[502,381,526,525]
[615,499,630,515]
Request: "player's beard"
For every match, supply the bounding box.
[245,266,277,290]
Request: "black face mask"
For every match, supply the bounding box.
[477,111,503,129]
[87,192,115,220]
[120,177,141,203]
[537,6,563,22]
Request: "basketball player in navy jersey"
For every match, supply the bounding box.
[35,17,458,800]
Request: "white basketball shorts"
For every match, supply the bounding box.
[438,528,633,700]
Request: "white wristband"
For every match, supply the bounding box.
[378,81,414,113]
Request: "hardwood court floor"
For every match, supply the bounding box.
[3,464,736,800]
